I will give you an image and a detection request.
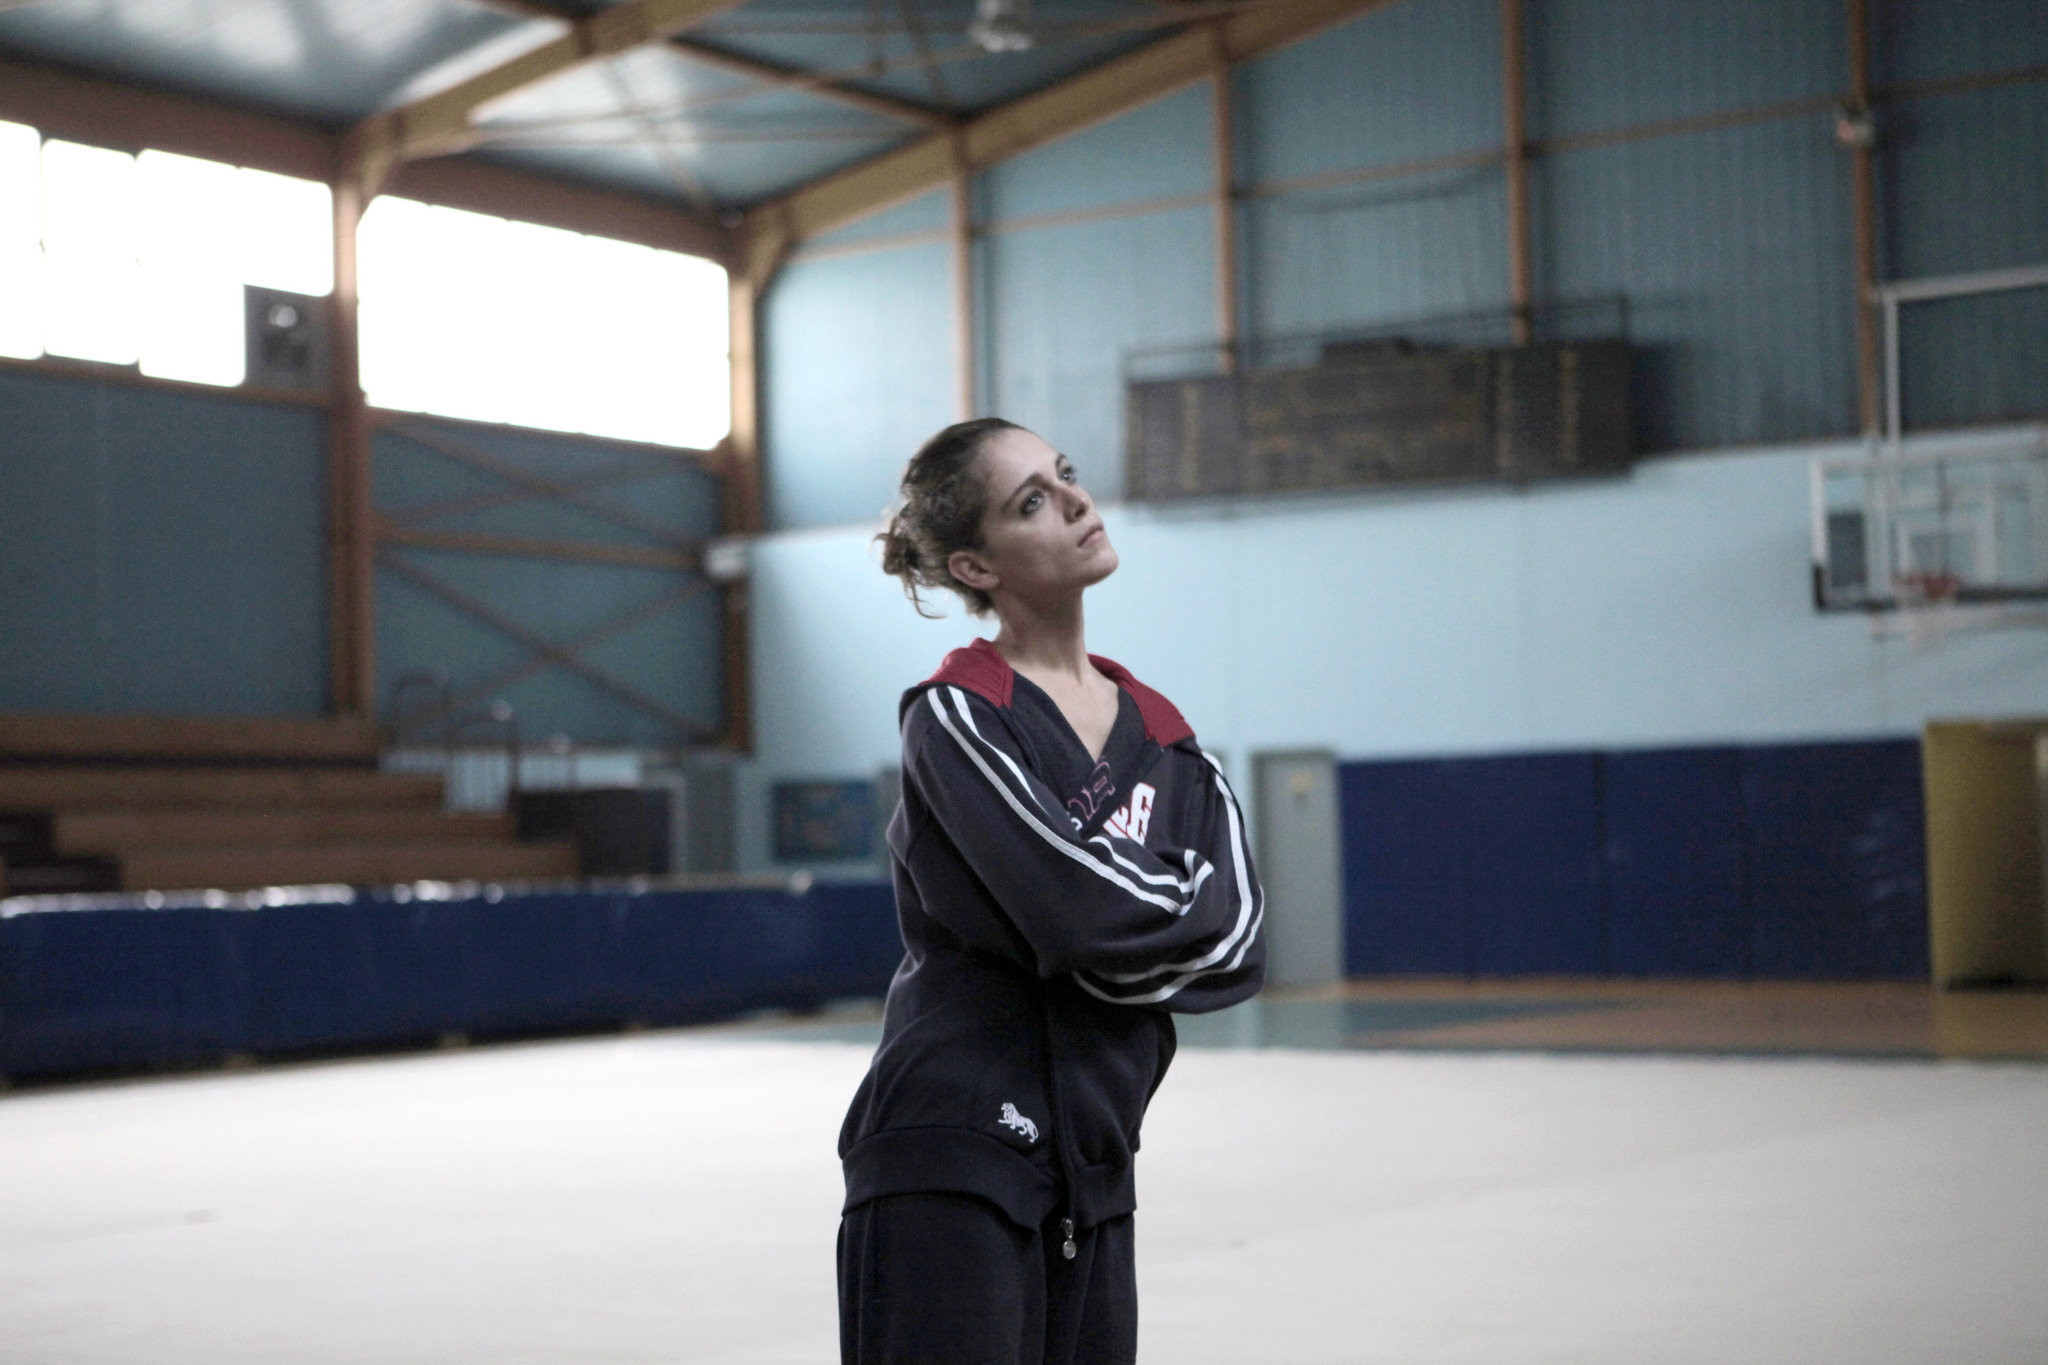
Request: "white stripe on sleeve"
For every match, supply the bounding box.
[926,688,1189,916]
[1074,751,1263,1003]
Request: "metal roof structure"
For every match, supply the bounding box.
[0,0,1400,737]
[0,0,1202,211]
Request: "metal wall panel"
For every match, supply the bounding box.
[760,240,955,529]
[1884,84,2048,280]
[981,206,1217,495]
[758,0,2043,522]
[978,82,1212,223]
[373,421,720,548]
[1874,0,2048,84]
[1533,115,1858,450]
[1883,81,2048,430]
[374,550,723,748]
[1240,165,1511,342]
[372,419,723,748]
[1232,0,1505,358]
[0,369,327,716]
[1235,0,1502,184]
[799,189,950,253]
[1527,0,1845,139]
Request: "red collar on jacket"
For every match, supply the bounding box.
[925,636,1195,747]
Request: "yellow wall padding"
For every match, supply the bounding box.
[1924,720,2048,988]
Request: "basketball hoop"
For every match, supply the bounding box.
[1811,426,2048,642]
[1892,569,1963,650]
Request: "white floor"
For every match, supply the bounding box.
[3,1032,2045,1365]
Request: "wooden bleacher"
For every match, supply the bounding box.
[0,714,576,895]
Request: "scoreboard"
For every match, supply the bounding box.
[1126,339,1634,501]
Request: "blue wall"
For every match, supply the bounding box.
[373,417,724,746]
[733,425,2048,871]
[978,83,1217,491]
[762,192,955,530]
[1237,0,1508,345]
[0,368,328,715]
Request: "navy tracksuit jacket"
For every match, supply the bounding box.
[838,638,1266,1235]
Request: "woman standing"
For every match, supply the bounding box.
[837,418,1265,1365]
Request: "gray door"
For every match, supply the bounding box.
[1253,751,1344,989]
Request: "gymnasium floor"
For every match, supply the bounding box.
[5,985,2046,1365]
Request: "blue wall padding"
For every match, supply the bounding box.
[1740,741,1928,981]
[1603,747,1749,977]
[1465,754,1605,975]
[0,882,902,1083]
[1338,738,1928,980]
[0,909,251,1076]
[1340,760,1471,976]
[1341,756,1605,977]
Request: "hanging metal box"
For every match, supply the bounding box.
[1125,339,1634,501]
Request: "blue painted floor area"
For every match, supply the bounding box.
[1172,995,1626,1049]
[716,983,2048,1061]
[718,994,1627,1051]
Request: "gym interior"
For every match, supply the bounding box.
[2,1,2045,1360]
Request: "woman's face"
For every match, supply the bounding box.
[950,426,1118,610]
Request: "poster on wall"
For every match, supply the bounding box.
[774,780,876,861]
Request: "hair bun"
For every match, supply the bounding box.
[876,417,1019,619]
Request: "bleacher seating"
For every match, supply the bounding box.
[0,714,575,895]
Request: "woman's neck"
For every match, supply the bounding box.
[989,596,1093,685]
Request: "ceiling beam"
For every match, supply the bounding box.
[742,0,1399,262]
[350,0,754,184]
[0,52,731,260]
[0,51,333,180]
[387,156,732,262]
[668,37,958,131]
[472,0,957,132]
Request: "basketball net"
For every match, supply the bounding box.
[1892,570,1963,651]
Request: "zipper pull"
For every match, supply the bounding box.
[1060,1217,1076,1261]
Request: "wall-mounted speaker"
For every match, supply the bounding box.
[244,284,329,392]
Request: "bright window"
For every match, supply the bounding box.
[0,123,40,360]
[357,197,730,450]
[0,122,727,449]
[0,121,333,384]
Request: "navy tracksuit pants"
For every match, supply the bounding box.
[838,1192,1137,1365]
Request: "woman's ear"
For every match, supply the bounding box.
[948,547,999,595]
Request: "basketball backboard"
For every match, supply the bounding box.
[1811,427,2048,640]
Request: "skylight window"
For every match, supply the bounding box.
[357,197,730,450]
[0,121,333,384]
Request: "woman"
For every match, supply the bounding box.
[837,417,1265,1365]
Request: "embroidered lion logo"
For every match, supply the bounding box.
[998,1102,1039,1143]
